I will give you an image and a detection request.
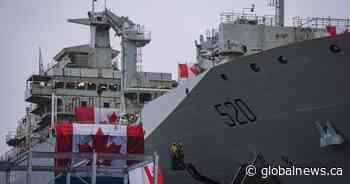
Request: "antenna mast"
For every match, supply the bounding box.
[92,0,96,15]
[269,0,285,27]
[38,47,44,75]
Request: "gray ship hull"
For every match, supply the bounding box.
[145,34,350,183]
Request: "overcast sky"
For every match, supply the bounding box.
[0,0,349,154]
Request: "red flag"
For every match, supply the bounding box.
[127,124,145,165]
[55,123,73,169]
[178,64,189,79]
[74,107,95,123]
[326,26,337,36]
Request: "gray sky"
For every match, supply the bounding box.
[0,0,349,154]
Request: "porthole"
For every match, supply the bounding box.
[330,45,341,53]
[250,63,260,72]
[220,74,228,81]
[278,56,288,64]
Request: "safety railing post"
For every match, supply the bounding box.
[92,151,97,184]
[153,152,158,184]
[123,170,128,184]
[66,172,71,184]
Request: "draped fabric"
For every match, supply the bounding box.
[55,123,145,178]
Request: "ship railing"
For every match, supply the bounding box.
[220,12,276,26]
[293,16,350,29]
[126,30,152,41]
[25,82,53,100]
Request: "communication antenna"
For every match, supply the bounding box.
[91,0,96,15]
[38,47,44,75]
[268,0,285,26]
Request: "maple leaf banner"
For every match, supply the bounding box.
[55,123,145,178]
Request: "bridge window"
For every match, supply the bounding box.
[109,83,120,92]
[66,82,76,89]
[77,82,86,90]
[81,101,87,107]
[55,81,64,89]
[140,93,152,103]
[99,83,108,91]
[87,82,97,90]
[103,102,110,108]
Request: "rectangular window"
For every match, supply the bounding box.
[87,82,97,90]
[55,81,65,89]
[66,82,76,89]
[81,101,87,107]
[99,83,108,91]
[103,102,110,108]
[88,98,95,107]
[77,82,86,90]
[109,83,120,92]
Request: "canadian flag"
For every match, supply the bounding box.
[128,162,164,184]
[326,26,337,36]
[178,63,200,80]
[55,123,144,178]
[75,107,126,124]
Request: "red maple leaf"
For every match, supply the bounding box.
[79,128,122,166]
[107,112,119,124]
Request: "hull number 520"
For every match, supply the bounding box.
[214,99,257,127]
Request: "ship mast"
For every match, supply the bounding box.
[269,0,285,27]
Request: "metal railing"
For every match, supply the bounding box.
[220,12,276,26]
[0,151,160,184]
[293,16,350,29]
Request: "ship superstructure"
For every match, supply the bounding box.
[1,1,173,183]
[194,0,350,70]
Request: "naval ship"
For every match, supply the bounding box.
[143,0,350,184]
[1,0,350,183]
[0,1,174,183]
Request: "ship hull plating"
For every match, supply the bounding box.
[146,34,350,184]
